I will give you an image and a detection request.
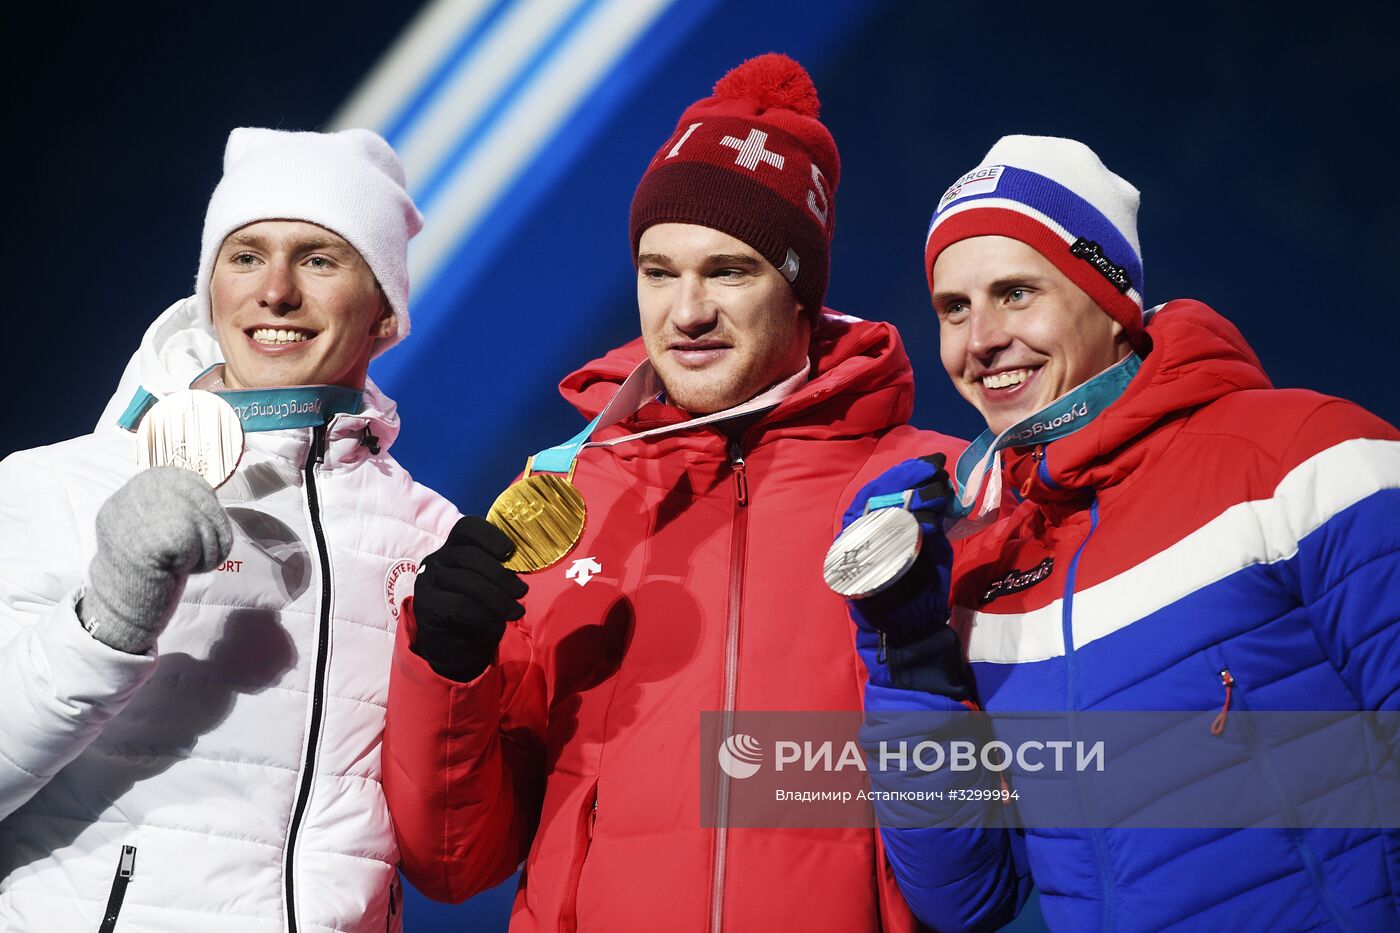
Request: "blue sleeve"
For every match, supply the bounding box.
[1297,486,1400,711]
[863,680,1032,931]
[1276,422,1400,711]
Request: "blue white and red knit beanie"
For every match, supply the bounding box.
[924,135,1147,354]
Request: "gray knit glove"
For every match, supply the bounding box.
[79,466,233,654]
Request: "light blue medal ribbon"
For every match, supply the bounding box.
[528,358,807,475]
[488,362,664,573]
[530,414,605,475]
[211,385,363,432]
[117,368,364,433]
[525,362,664,475]
[865,353,1141,518]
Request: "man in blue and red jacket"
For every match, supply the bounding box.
[846,135,1400,931]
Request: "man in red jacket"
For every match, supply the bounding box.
[381,54,963,931]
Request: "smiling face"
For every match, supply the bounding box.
[209,220,394,390]
[933,235,1131,437]
[637,223,810,414]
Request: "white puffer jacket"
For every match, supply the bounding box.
[0,297,460,932]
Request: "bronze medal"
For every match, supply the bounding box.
[135,389,245,489]
[486,460,587,572]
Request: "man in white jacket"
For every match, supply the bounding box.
[0,128,459,931]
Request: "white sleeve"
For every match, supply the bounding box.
[0,451,155,819]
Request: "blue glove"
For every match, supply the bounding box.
[842,454,968,700]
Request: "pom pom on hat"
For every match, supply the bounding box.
[630,54,839,313]
[195,127,423,359]
[712,53,821,117]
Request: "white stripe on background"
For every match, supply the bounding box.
[409,0,675,290]
[330,0,497,133]
[390,0,591,193]
[955,438,1400,665]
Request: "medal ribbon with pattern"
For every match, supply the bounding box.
[489,360,808,572]
[118,365,365,488]
[826,352,1140,597]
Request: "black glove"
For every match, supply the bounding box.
[411,516,528,683]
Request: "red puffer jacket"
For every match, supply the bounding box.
[383,313,964,931]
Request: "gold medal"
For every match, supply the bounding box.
[135,389,245,489]
[486,458,587,572]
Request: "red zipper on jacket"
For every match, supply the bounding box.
[709,440,750,933]
[1020,444,1046,498]
[558,783,599,932]
[1210,669,1234,736]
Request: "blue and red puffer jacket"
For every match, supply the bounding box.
[868,299,1400,931]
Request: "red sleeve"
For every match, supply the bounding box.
[382,599,547,902]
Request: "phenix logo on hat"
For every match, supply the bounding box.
[630,53,840,313]
[924,135,1149,355]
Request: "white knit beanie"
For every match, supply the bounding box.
[195,127,424,358]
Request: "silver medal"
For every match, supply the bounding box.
[135,389,245,489]
[823,505,922,598]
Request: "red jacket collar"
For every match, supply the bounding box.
[557,310,917,446]
[1004,300,1274,506]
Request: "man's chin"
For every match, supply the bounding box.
[658,376,742,415]
[224,364,311,390]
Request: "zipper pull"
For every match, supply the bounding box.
[313,424,328,465]
[360,427,380,455]
[729,440,748,507]
[876,631,888,665]
[1210,669,1234,736]
[118,844,136,879]
[1020,444,1045,497]
[588,798,598,839]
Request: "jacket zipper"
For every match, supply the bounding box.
[709,440,750,933]
[1204,660,1355,931]
[98,844,136,933]
[285,425,332,933]
[1020,444,1047,497]
[1060,497,1116,932]
[1210,669,1234,735]
[558,786,599,932]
